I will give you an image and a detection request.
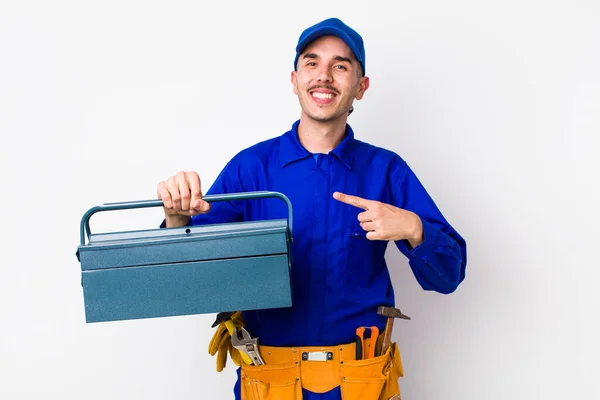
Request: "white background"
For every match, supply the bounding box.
[1,1,599,399]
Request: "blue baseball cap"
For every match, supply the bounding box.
[294,18,366,76]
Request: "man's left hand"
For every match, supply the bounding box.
[333,192,424,248]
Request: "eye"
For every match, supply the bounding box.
[334,64,348,70]
[306,61,317,67]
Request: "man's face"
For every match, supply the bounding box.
[291,36,369,123]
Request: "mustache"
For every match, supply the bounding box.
[307,85,340,95]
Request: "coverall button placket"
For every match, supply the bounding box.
[312,155,329,341]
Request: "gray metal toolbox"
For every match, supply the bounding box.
[76,191,293,323]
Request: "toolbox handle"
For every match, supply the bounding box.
[80,191,293,246]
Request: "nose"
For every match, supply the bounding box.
[316,64,333,83]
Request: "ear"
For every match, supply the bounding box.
[355,76,370,100]
[291,71,299,95]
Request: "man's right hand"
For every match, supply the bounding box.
[157,171,211,227]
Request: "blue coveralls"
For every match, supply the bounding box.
[190,120,467,399]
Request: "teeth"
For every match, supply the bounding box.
[312,92,334,100]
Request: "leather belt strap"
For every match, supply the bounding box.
[240,342,402,399]
[258,342,357,364]
[248,342,356,393]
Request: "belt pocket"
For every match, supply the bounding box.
[380,343,403,400]
[241,362,302,400]
[340,343,403,400]
[339,355,386,400]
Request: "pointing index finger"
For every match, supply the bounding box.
[333,192,372,210]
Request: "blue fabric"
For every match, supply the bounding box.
[190,120,467,399]
[294,18,366,76]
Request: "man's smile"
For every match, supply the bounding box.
[309,89,338,104]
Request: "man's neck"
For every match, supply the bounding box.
[297,115,348,154]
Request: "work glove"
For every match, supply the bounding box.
[208,311,245,372]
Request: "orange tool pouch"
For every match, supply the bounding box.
[240,341,403,400]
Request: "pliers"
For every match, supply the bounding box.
[355,326,380,360]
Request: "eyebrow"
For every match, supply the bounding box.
[302,53,353,65]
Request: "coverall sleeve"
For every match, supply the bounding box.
[392,161,467,294]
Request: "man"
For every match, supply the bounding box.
[157,17,466,400]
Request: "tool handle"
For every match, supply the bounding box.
[367,326,379,359]
[79,191,293,246]
[355,335,363,360]
[355,327,366,360]
[374,334,383,357]
[224,321,253,365]
[380,319,394,355]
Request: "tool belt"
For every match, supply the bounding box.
[240,341,403,400]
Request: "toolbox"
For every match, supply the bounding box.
[76,191,293,323]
